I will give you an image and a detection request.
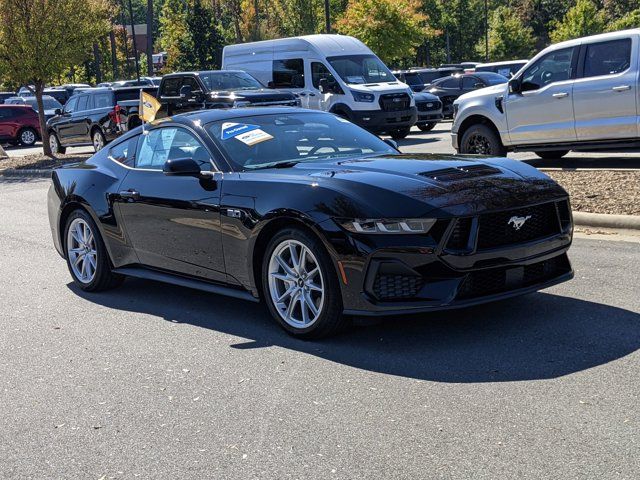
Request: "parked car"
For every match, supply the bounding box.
[222,34,418,139]
[0,92,15,104]
[0,105,41,146]
[429,72,508,117]
[156,70,298,118]
[48,108,573,339]
[393,70,430,92]
[143,76,163,86]
[43,88,72,105]
[47,86,154,154]
[4,95,63,121]
[474,60,529,78]
[452,29,640,158]
[413,92,443,131]
[111,79,155,88]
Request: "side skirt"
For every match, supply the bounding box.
[113,266,259,303]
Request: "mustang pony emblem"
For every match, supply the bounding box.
[508,215,532,230]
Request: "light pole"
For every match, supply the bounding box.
[324,0,330,33]
[484,0,489,62]
[146,0,153,76]
[126,0,141,81]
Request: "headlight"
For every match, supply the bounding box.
[233,100,250,108]
[452,103,459,119]
[351,90,375,102]
[338,218,437,234]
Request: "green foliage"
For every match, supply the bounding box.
[550,0,606,43]
[479,5,536,61]
[607,8,640,30]
[337,0,432,63]
[159,0,223,71]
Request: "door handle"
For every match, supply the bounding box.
[298,92,307,97]
[308,92,316,97]
[612,85,631,92]
[119,189,140,201]
[552,92,569,98]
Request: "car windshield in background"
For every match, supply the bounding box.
[208,112,396,170]
[200,72,263,91]
[403,73,424,86]
[477,72,509,85]
[327,54,395,85]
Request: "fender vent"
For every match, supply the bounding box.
[421,164,501,182]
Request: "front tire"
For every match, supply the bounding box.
[64,209,123,292]
[534,150,569,160]
[459,123,507,156]
[92,129,106,152]
[390,127,411,140]
[19,127,37,146]
[262,228,346,339]
[418,122,437,132]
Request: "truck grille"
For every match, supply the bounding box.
[379,93,411,112]
[416,100,441,112]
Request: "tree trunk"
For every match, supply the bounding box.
[0,143,7,159]
[35,82,53,157]
[146,0,154,76]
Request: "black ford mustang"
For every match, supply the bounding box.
[48,108,573,338]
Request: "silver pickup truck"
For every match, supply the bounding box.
[452,29,640,159]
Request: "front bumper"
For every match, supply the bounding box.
[350,107,417,133]
[416,113,443,125]
[329,199,574,316]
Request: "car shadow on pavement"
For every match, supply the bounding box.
[397,136,443,148]
[524,156,640,169]
[69,278,640,384]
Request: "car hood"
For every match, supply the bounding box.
[414,92,441,102]
[456,83,507,103]
[253,154,568,218]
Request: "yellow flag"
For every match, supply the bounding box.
[140,90,161,123]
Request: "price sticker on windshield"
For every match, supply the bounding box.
[235,129,274,146]
[221,122,261,140]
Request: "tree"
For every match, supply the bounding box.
[607,8,640,31]
[550,0,606,43]
[0,0,112,156]
[479,6,536,61]
[337,0,432,63]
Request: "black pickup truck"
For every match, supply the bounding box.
[47,86,155,154]
[156,70,299,118]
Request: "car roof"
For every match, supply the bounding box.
[171,106,316,124]
[163,70,247,78]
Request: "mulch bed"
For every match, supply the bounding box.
[543,170,640,216]
[0,153,91,171]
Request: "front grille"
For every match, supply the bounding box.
[456,254,570,300]
[373,274,423,300]
[421,164,501,182]
[477,202,560,249]
[379,93,411,112]
[416,100,441,112]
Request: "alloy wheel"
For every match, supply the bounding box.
[267,239,325,328]
[465,133,492,154]
[20,129,36,145]
[93,131,105,151]
[49,134,59,153]
[66,218,98,284]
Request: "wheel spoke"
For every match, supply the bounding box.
[299,248,307,273]
[288,243,300,273]
[275,254,296,278]
[303,291,318,317]
[276,284,296,303]
[271,271,293,283]
[307,282,322,292]
[300,294,309,324]
[306,266,319,279]
[285,291,300,320]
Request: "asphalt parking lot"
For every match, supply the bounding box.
[0,175,638,479]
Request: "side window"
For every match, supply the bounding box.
[439,78,459,89]
[108,135,138,167]
[182,76,201,93]
[161,77,182,96]
[135,127,212,171]
[0,109,12,119]
[94,93,112,109]
[521,47,575,91]
[584,39,631,78]
[273,59,305,88]
[76,95,88,112]
[462,76,479,89]
[64,97,78,113]
[311,62,336,89]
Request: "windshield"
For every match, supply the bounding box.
[200,72,263,91]
[208,112,396,170]
[403,73,424,86]
[327,55,395,85]
[478,73,509,85]
[7,97,61,110]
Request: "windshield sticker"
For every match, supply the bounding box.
[235,129,274,146]
[221,122,261,140]
[345,75,365,84]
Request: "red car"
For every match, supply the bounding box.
[0,105,41,146]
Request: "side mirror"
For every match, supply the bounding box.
[267,81,275,89]
[163,158,202,177]
[508,77,522,94]
[383,138,399,151]
[318,78,329,94]
[179,85,192,99]
[54,108,62,115]
[474,82,485,89]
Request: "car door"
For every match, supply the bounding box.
[0,108,14,140]
[69,94,90,144]
[572,37,637,141]
[115,125,226,283]
[505,46,578,145]
[55,96,78,145]
[307,61,338,111]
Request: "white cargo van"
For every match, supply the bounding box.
[222,34,418,139]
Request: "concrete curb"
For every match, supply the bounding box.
[573,211,640,230]
[0,168,52,178]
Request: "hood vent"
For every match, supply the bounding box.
[421,164,501,182]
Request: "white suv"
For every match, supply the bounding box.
[452,29,639,159]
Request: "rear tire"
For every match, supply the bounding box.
[261,228,347,339]
[418,122,437,132]
[92,129,106,152]
[390,127,411,140]
[49,132,66,154]
[18,127,37,146]
[534,150,569,160]
[459,123,507,156]
[64,209,123,292]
